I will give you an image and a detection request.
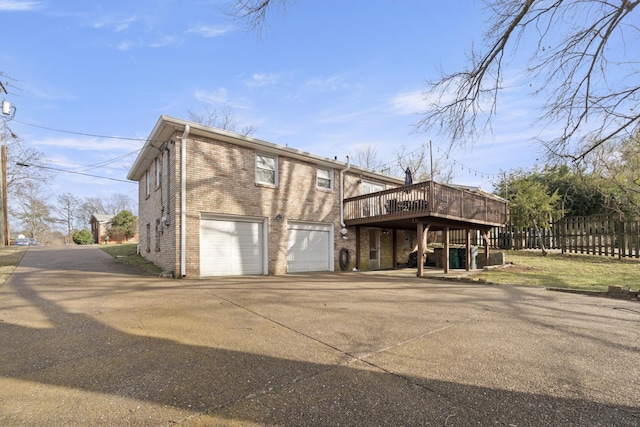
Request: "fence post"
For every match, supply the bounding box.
[618,218,624,259]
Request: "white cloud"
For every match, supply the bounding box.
[149,35,176,48]
[194,88,229,104]
[0,0,42,11]
[246,73,279,88]
[390,90,424,115]
[187,24,232,38]
[305,75,351,92]
[92,15,138,32]
[117,40,134,51]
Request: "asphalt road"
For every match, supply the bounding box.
[1,245,638,426]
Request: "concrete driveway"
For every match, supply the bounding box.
[0,246,638,426]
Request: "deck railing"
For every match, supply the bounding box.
[343,181,507,227]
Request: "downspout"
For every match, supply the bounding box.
[180,125,190,277]
[339,155,351,237]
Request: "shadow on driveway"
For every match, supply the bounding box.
[1,246,638,426]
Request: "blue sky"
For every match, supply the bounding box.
[1,0,551,209]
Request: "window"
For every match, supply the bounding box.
[155,219,161,252]
[404,235,414,251]
[155,156,162,188]
[145,170,150,197]
[362,181,385,216]
[362,180,384,195]
[256,153,277,185]
[317,168,333,190]
[145,223,151,252]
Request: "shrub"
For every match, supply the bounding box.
[108,210,137,241]
[72,229,94,245]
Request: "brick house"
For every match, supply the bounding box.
[126,115,421,277]
[90,213,139,244]
[90,214,113,244]
[128,116,507,278]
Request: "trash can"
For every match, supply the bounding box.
[458,247,466,269]
[456,246,478,269]
[449,248,460,269]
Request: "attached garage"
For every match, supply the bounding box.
[200,215,267,276]
[287,222,333,273]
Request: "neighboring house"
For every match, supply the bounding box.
[90,213,139,244]
[127,115,507,278]
[90,214,113,244]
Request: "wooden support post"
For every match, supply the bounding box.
[465,228,471,271]
[482,230,490,268]
[444,226,450,274]
[417,223,424,277]
[355,226,361,270]
[392,229,398,269]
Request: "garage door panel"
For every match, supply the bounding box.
[200,219,264,276]
[287,224,331,273]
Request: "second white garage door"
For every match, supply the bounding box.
[200,217,265,276]
[287,222,333,273]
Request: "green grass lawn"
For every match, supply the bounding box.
[474,250,640,292]
[100,243,163,276]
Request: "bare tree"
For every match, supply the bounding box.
[82,196,106,216]
[351,145,383,171]
[227,0,640,162]
[394,144,455,183]
[80,193,134,228]
[226,0,288,34]
[55,192,83,244]
[395,144,429,181]
[188,104,257,137]
[418,0,640,161]
[13,180,54,242]
[586,132,640,218]
[105,193,134,216]
[6,136,53,200]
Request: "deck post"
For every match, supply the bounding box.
[355,226,361,270]
[465,228,471,271]
[482,230,489,268]
[417,223,424,277]
[392,229,398,269]
[444,226,450,274]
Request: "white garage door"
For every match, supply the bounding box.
[287,223,333,273]
[200,217,265,276]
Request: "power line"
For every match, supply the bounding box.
[15,118,503,181]
[14,119,150,143]
[16,163,134,184]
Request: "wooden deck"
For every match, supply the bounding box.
[343,181,507,231]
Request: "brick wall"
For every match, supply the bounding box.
[136,128,404,277]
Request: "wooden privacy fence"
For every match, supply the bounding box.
[449,214,640,259]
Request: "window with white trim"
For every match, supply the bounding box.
[256,153,278,185]
[155,156,162,188]
[145,170,150,197]
[317,167,333,190]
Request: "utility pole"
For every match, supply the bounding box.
[1,97,16,247]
